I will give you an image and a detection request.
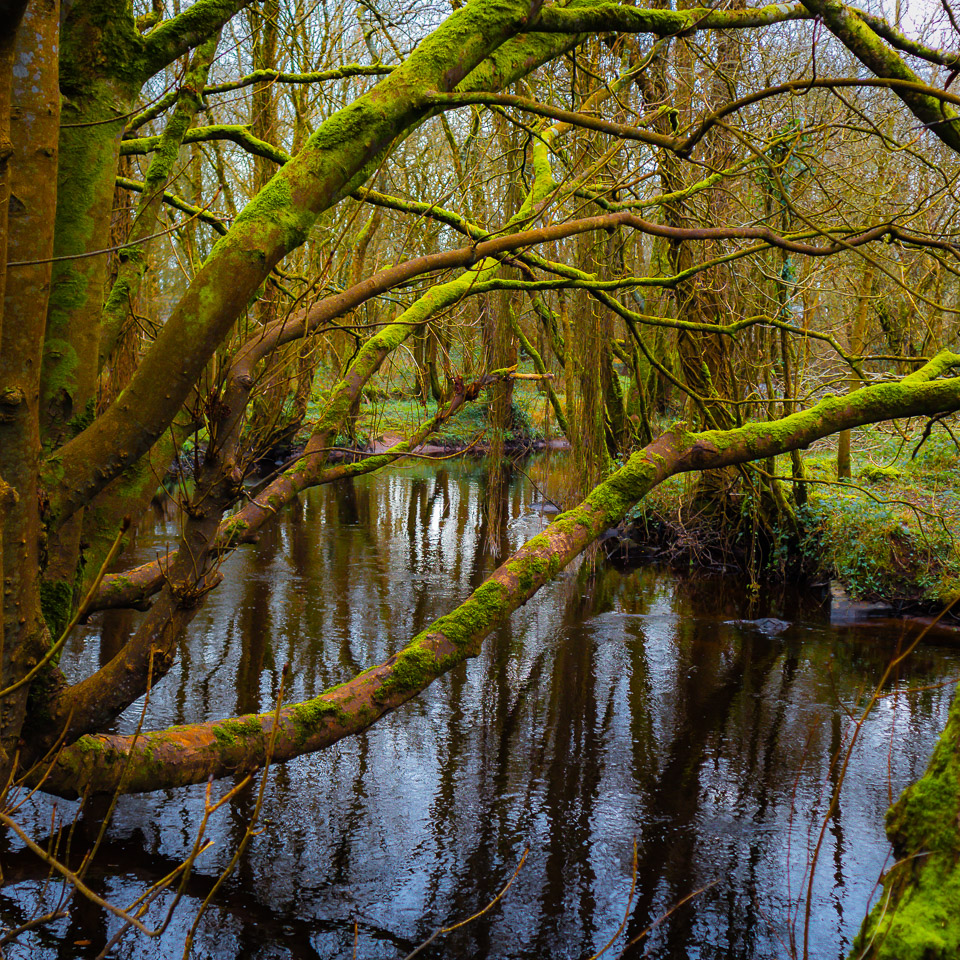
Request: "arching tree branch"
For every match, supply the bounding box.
[40,353,960,796]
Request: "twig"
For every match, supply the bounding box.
[402,846,529,960]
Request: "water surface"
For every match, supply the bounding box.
[3,454,958,959]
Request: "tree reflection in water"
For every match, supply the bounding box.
[8,454,958,960]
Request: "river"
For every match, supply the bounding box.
[4,452,959,959]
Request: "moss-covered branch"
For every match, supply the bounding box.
[39,354,960,795]
[139,0,253,79]
[115,176,229,232]
[204,64,395,96]
[853,7,960,69]
[528,0,810,34]
[800,0,960,155]
[100,33,221,367]
[124,65,395,134]
[120,124,292,165]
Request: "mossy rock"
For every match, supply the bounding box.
[859,464,903,483]
[851,685,960,959]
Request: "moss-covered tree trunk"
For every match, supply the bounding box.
[0,0,29,342]
[42,0,148,452]
[39,0,252,619]
[0,2,30,678]
[0,0,61,766]
[851,684,960,959]
[681,0,744,430]
[78,32,222,595]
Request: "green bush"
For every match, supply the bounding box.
[797,492,950,601]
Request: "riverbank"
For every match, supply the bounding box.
[614,420,960,616]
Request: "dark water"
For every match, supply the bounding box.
[3,454,959,959]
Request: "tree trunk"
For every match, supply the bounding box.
[0,0,60,766]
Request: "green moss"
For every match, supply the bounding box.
[550,512,588,537]
[59,0,143,97]
[40,579,75,639]
[851,686,960,959]
[39,338,81,400]
[246,178,310,249]
[290,697,348,744]
[855,862,960,960]
[859,464,903,483]
[221,517,249,548]
[374,645,439,702]
[99,573,134,600]
[43,68,133,451]
[852,845,960,960]
[68,397,97,436]
[138,737,168,774]
[506,556,549,593]
[425,579,510,650]
[212,716,264,750]
[888,691,960,856]
[585,483,630,517]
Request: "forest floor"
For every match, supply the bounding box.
[343,385,558,451]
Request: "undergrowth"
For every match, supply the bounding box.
[796,424,960,604]
[624,420,960,606]
[295,379,558,450]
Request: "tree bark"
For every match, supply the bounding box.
[0,0,60,764]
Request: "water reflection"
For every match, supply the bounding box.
[5,453,959,960]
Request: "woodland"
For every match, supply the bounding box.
[2,0,960,953]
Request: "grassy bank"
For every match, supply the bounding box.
[798,424,960,605]
[297,376,566,451]
[627,420,960,608]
